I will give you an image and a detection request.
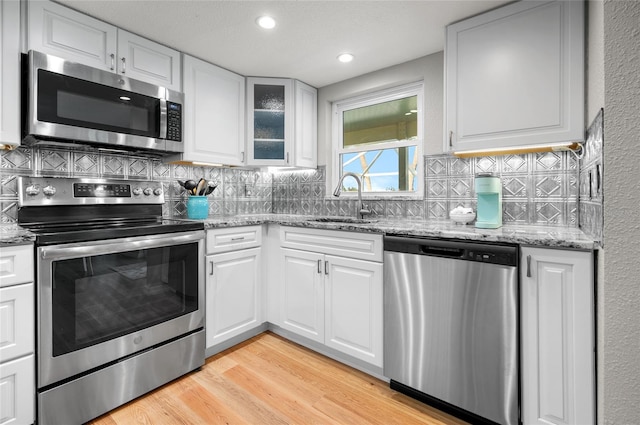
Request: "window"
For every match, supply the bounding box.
[332,82,423,197]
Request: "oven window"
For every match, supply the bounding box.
[50,242,198,356]
[37,69,160,137]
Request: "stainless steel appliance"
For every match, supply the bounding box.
[18,177,205,425]
[384,236,518,425]
[25,50,183,153]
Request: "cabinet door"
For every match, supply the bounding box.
[182,55,245,166]
[324,255,383,367]
[117,29,181,91]
[280,248,324,343]
[205,248,262,348]
[28,0,117,70]
[294,80,317,168]
[445,0,584,152]
[0,283,34,363]
[0,0,21,147]
[0,354,35,425]
[521,247,595,425]
[247,77,293,166]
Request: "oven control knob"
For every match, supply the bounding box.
[143,187,153,196]
[153,188,162,196]
[43,185,57,197]
[132,187,142,196]
[26,184,40,196]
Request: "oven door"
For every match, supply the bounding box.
[27,50,173,152]
[37,230,204,388]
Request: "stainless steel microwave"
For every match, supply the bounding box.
[25,50,183,153]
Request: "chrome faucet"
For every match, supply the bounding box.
[333,172,371,220]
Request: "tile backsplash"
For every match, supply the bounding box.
[0,145,272,223]
[579,109,604,245]
[2,142,586,229]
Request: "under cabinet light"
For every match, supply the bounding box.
[453,142,583,159]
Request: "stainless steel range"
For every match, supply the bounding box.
[18,176,205,425]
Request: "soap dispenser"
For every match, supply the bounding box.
[475,173,502,229]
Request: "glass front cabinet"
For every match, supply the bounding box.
[246,77,317,168]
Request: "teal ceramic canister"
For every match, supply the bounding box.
[186,196,209,219]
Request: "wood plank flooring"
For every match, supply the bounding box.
[89,332,468,425]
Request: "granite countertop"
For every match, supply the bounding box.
[1,215,596,250]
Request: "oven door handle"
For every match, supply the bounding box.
[39,231,204,260]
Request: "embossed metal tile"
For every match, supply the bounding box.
[474,156,498,174]
[406,200,425,219]
[426,179,447,199]
[1,200,18,223]
[533,151,563,172]
[128,158,149,179]
[426,157,447,176]
[534,202,564,225]
[101,154,126,178]
[501,154,529,173]
[1,147,33,171]
[449,157,472,176]
[534,174,564,198]
[0,174,18,198]
[449,178,472,198]
[502,177,528,198]
[73,152,99,175]
[171,164,190,180]
[386,201,405,217]
[40,149,70,176]
[503,201,529,223]
[426,201,447,219]
[151,160,171,180]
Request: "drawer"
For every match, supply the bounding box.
[0,354,35,425]
[280,226,382,262]
[0,282,35,362]
[0,244,34,288]
[206,226,262,254]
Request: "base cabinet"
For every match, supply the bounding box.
[0,0,21,147]
[0,245,35,425]
[205,227,263,350]
[520,247,595,425]
[279,227,383,367]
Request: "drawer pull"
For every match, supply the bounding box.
[209,261,214,276]
[526,255,532,278]
[324,261,329,275]
[231,237,245,241]
[317,259,322,274]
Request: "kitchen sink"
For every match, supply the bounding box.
[308,217,377,224]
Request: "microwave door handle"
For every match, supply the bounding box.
[159,99,167,139]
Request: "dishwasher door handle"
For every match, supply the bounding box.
[419,245,464,259]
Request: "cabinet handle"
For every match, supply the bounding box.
[526,255,532,278]
[231,237,245,241]
[324,260,329,275]
[110,53,115,71]
[317,259,322,274]
[241,151,245,162]
[286,152,290,164]
[209,260,214,276]
[449,130,453,147]
[121,57,126,74]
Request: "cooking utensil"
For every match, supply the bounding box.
[204,182,217,196]
[183,180,197,191]
[195,178,207,196]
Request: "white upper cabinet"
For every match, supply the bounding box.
[28,0,181,90]
[181,54,245,166]
[116,30,181,91]
[247,77,317,168]
[1,0,22,147]
[445,0,584,153]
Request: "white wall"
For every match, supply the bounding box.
[602,0,640,424]
[317,52,444,181]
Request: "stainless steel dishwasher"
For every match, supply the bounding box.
[384,236,518,425]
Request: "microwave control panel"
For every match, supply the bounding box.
[166,102,182,141]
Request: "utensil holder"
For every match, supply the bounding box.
[186,196,208,219]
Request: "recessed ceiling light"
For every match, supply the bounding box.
[337,53,354,63]
[256,16,276,29]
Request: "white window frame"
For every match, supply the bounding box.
[331,81,424,199]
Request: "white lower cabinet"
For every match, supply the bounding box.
[279,227,383,367]
[0,245,35,425]
[520,247,595,425]
[205,227,263,350]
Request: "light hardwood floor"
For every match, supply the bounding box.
[89,332,468,425]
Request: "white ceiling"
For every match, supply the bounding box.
[56,0,512,88]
